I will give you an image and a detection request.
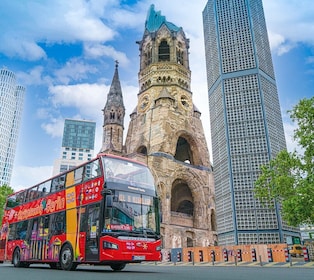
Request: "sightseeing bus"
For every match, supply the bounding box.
[0,153,161,271]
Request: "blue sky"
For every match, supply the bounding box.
[1,0,313,191]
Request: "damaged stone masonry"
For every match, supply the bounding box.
[99,4,217,249]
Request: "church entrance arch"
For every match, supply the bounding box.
[171,179,193,216]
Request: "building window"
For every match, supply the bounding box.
[176,48,184,65]
[158,40,170,61]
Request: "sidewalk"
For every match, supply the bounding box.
[142,261,314,268]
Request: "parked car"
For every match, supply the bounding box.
[289,245,303,257]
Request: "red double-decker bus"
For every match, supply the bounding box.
[0,154,161,271]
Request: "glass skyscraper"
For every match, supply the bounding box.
[0,68,25,186]
[52,119,96,176]
[203,0,300,244]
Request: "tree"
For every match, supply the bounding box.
[0,184,14,222]
[254,97,314,227]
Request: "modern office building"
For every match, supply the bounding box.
[203,0,300,244]
[52,119,96,176]
[0,68,25,186]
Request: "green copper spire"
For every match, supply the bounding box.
[145,4,180,32]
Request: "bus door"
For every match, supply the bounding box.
[85,203,100,261]
[29,218,39,259]
[29,216,49,260]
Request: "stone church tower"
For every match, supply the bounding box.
[123,5,217,248]
[100,61,125,155]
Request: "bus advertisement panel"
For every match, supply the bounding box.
[0,154,161,271]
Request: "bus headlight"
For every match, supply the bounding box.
[103,241,119,250]
[156,245,162,251]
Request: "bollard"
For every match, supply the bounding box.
[251,248,257,262]
[267,248,273,262]
[199,250,204,262]
[211,250,215,265]
[168,251,171,262]
[303,247,309,262]
[284,247,290,262]
[237,249,242,262]
[188,251,192,262]
[177,251,181,262]
[223,248,228,262]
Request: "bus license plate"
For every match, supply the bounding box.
[132,255,146,261]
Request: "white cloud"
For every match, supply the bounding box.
[0,37,47,61]
[41,117,65,138]
[0,0,117,60]
[53,58,99,85]
[263,0,314,55]
[49,83,107,119]
[10,165,53,192]
[84,44,130,66]
[16,66,52,86]
[45,82,138,142]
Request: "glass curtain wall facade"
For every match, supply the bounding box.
[0,68,25,186]
[52,119,96,176]
[203,0,300,244]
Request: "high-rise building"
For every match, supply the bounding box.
[203,0,300,245]
[0,68,25,186]
[52,119,96,176]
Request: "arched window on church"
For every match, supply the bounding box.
[137,145,147,155]
[187,237,194,247]
[174,137,193,164]
[145,45,152,66]
[171,181,193,216]
[158,40,170,61]
[176,48,184,65]
[110,111,115,120]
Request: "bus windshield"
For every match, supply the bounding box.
[102,156,155,191]
[103,190,160,238]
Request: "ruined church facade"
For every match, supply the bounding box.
[100,5,216,249]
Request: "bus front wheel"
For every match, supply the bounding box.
[59,244,77,271]
[110,263,126,271]
[12,248,22,268]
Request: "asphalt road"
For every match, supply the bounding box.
[0,263,312,280]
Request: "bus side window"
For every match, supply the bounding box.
[24,190,30,203]
[84,159,102,181]
[16,220,28,240]
[8,223,17,241]
[6,195,18,209]
[16,192,26,205]
[39,216,50,239]
[38,180,51,196]
[74,167,84,184]
[51,174,65,192]
[51,211,66,235]
[29,186,39,200]
[58,174,66,190]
